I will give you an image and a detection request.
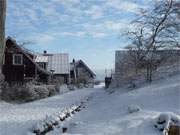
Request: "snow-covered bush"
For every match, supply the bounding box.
[154,112,180,135]
[17,84,38,101]
[1,82,13,100]
[68,84,77,91]
[127,105,141,113]
[1,82,60,102]
[127,80,136,89]
[33,85,49,99]
[0,73,5,99]
[32,101,85,134]
[46,85,57,96]
[55,84,60,93]
[85,83,94,88]
[78,83,84,89]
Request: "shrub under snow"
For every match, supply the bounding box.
[68,84,77,91]
[33,85,50,99]
[127,105,141,113]
[32,96,91,134]
[32,104,83,134]
[154,112,180,135]
[1,82,58,102]
[0,73,4,97]
[46,85,58,96]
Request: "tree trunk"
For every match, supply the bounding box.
[0,0,6,74]
[146,65,149,82]
[149,67,152,82]
[146,64,153,83]
[146,64,153,82]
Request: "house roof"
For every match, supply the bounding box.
[35,55,48,63]
[6,37,51,75]
[36,53,70,74]
[47,54,70,74]
[71,60,96,77]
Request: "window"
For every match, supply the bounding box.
[38,63,46,69]
[13,54,23,65]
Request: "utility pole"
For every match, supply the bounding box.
[0,0,6,73]
[72,59,77,84]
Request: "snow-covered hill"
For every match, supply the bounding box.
[48,74,180,135]
[0,74,179,135]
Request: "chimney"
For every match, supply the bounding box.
[43,50,47,54]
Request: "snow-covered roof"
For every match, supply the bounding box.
[71,60,96,77]
[35,53,70,74]
[35,55,48,63]
[47,54,70,74]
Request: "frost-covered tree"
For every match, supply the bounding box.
[126,0,180,82]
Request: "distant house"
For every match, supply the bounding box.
[35,52,70,84]
[2,37,50,85]
[70,59,96,84]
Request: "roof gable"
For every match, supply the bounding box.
[6,37,50,75]
[74,60,96,77]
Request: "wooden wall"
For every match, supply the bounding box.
[3,40,36,85]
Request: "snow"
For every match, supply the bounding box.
[49,74,180,135]
[59,85,69,94]
[127,105,141,113]
[94,82,105,88]
[0,74,180,135]
[0,88,99,135]
[154,112,180,135]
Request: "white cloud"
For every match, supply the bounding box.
[54,0,80,5]
[89,32,107,38]
[85,5,104,19]
[58,31,86,37]
[7,0,142,42]
[82,19,131,33]
[28,33,56,45]
[105,0,142,14]
[104,20,130,31]
[27,29,108,46]
[58,31,107,38]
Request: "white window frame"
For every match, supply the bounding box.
[13,54,23,65]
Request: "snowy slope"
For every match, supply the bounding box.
[49,74,180,135]
[0,74,179,135]
[0,88,99,135]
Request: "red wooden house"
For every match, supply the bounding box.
[2,37,50,85]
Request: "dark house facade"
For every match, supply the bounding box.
[70,59,96,84]
[2,37,50,85]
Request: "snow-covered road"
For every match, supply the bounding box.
[0,87,102,135]
[48,75,180,135]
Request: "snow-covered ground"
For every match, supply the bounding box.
[0,74,180,135]
[0,88,99,135]
[48,74,180,135]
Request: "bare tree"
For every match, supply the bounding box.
[0,0,6,73]
[126,0,179,82]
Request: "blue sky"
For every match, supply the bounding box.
[6,0,155,78]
